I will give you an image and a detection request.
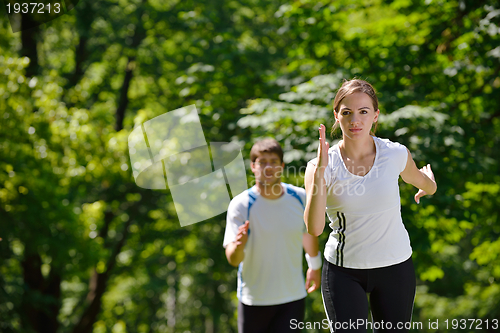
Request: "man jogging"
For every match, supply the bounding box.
[224,138,321,333]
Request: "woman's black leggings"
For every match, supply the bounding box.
[321,257,416,333]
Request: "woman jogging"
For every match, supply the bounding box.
[304,79,437,333]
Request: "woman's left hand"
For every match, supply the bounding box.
[414,164,435,204]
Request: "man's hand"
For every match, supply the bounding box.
[225,221,250,267]
[305,268,321,293]
[235,220,250,247]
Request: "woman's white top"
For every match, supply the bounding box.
[309,136,412,269]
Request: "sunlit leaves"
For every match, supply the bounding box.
[1,0,500,331]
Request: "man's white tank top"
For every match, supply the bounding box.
[309,136,412,269]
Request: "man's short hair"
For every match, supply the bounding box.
[250,138,284,163]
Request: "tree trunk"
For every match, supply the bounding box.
[69,36,88,87]
[114,0,147,131]
[20,15,39,78]
[20,253,43,332]
[20,253,61,333]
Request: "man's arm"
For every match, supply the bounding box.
[303,232,321,293]
[225,221,249,267]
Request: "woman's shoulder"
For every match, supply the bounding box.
[374,136,407,152]
[374,137,408,170]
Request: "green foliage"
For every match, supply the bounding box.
[1,0,499,332]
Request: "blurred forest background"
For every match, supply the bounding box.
[1,0,499,332]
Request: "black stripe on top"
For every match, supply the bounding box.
[336,212,346,267]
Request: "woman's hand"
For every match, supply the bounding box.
[401,149,437,203]
[414,164,435,204]
[317,124,330,170]
[304,124,330,236]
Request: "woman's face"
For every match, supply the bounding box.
[335,92,379,140]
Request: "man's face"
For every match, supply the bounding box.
[250,152,284,187]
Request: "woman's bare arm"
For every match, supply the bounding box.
[304,124,329,236]
[400,149,437,203]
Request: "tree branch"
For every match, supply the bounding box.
[71,217,133,333]
[115,57,136,132]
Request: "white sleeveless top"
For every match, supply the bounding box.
[309,137,412,269]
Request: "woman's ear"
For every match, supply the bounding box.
[374,109,380,122]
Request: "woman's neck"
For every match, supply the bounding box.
[340,135,376,160]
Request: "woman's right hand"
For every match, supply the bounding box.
[304,124,329,236]
[317,124,330,170]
